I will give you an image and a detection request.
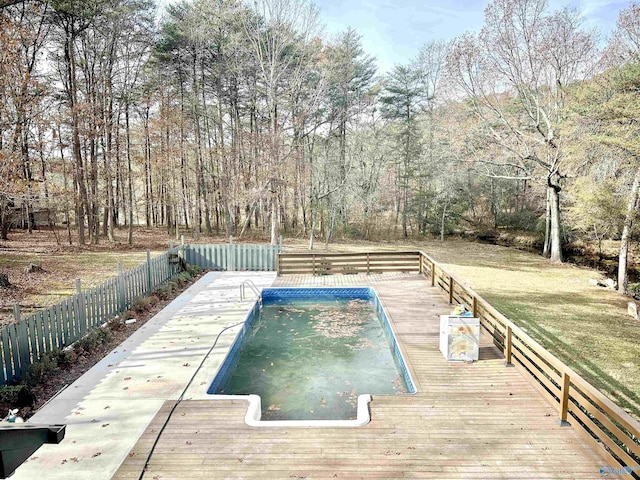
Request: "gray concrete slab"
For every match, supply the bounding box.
[12,271,276,480]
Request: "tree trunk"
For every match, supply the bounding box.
[618,163,640,294]
[126,103,133,245]
[65,33,88,245]
[270,196,278,245]
[543,187,551,258]
[548,183,563,263]
[59,126,72,245]
[440,197,448,242]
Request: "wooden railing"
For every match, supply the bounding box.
[421,251,640,474]
[277,251,421,275]
[277,250,640,473]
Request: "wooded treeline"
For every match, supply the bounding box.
[1,0,639,290]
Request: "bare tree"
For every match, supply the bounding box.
[243,0,321,244]
[447,0,598,262]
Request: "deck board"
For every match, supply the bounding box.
[114,273,609,479]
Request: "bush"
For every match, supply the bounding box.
[74,328,111,355]
[628,283,640,296]
[154,283,173,300]
[51,348,76,368]
[107,316,125,332]
[186,265,202,276]
[0,385,23,405]
[0,385,35,408]
[130,295,158,314]
[25,352,59,386]
[174,271,192,285]
[343,223,366,240]
[500,209,542,232]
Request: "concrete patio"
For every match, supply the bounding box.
[11,271,276,480]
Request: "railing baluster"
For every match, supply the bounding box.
[559,372,571,426]
[448,276,454,304]
[504,325,513,366]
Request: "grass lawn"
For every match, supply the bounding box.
[285,238,640,421]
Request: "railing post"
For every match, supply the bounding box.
[275,253,281,275]
[472,297,478,318]
[367,253,370,275]
[76,278,86,334]
[431,262,435,286]
[146,249,152,293]
[13,304,20,323]
[504,325,513,366]
[558,372,571,426]
[313,254,316,276]
[117,262,125,310]
[448,276,454,304]
[418,253,423,274]
[181,235,185,246]
[228,236,234,271]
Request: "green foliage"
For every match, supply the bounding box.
[154,283,174,300]
[25,352,59,386]
[628,283,640,296]
[25,333,107,385]
[130,295,158,313]
[51,348,77,368]
[185,265,202,276]
[566,177,625,255]
[74,328,111,354]
[174,271,192,285]
[500,210,541,232]
[0,385,23,405]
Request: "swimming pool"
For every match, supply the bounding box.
[208,287,415,426]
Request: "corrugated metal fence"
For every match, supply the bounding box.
[0,242,280,385]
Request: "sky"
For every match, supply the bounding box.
[157,0,633,74]
[315,0,631,73]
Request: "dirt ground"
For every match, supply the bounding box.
[0,226,258,326]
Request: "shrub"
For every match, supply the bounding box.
[74,328,111,354]
[154,283,173,300]
[175,271,192,284]
[0,385,35,408]
[51,348,77,368]
[0,385,23,405]
[107,316,125,332]
[628,283,640,296]
[25,352,58,386]
[186,265,202,276]
[130,295,158,314]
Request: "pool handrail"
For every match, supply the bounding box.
[240,279,262,308]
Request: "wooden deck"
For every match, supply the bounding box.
[114,273,608,479]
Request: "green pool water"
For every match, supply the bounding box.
[215,297,409,421]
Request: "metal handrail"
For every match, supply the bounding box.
[240,279,262,308]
